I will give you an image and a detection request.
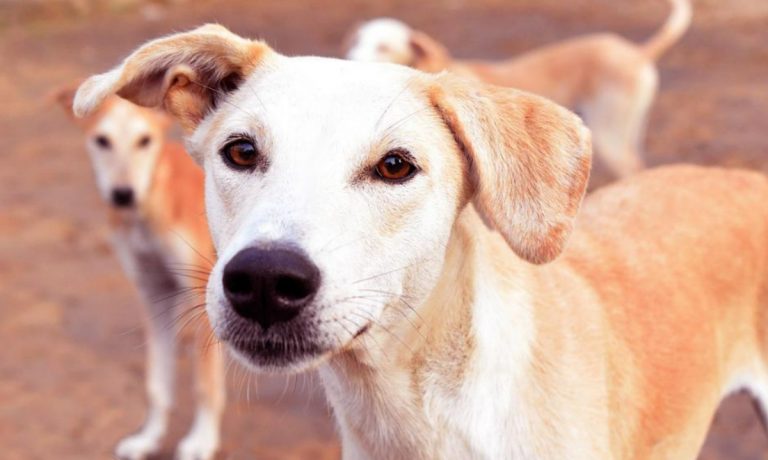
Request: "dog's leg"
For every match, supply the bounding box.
[114,247,179,460]
[176,319,226,460]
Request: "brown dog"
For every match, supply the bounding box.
[55,89,225,460]
[345,0,691,180]
[74,25,768,459]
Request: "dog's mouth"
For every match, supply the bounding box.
[227,336,325,370]
[218,316,374,372]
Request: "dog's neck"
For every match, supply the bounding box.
[319,207,552,459]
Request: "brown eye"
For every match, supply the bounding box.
[222,139,259,169]
[375,150,417,182]
[94,135,111,149]
[137,135,152,148]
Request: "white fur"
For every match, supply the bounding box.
[345,18,415,65]
[86,99,162,205]
[77,102,224,460]
[73,31,592,459]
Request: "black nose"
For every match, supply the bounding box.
[111,187,135,207]
[222,246,320,329]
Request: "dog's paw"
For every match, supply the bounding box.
[115,432,163,460]
[175,429,220,460]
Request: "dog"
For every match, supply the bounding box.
[344,0,691,180]
[74,25,768,459]
[55,89,225,460]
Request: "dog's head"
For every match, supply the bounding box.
[55,87,170,210]
[74,25,590,373]
[344,18,451,73]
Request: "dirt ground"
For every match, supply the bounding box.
[1,0,767,458]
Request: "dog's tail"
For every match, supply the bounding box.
[642,0,692,61]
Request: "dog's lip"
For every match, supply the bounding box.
[221,320,373,370]
[226,334,324,367]
[353,322,371,339]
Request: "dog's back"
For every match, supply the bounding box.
[556,166,768,457]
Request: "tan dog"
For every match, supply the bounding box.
[345,0,691,180]
[55,90,225,460]
[74,25,768,459]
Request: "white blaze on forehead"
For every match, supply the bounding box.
[255,57,423,138]
[195,57,436,253]
[194,56,429,158]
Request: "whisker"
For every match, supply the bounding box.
[339,311,391,363]
[169,229,215,269]
[352,258,433,284]
[148,285,203,305]
[358,288,417,300]
[374,76,418,130]
[356,288,426,328]
[379,106,433,141]
[347,308,415,355]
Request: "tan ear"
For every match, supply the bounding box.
[429,74,592,264]
[50,81,107,128]
[49,83,82,121]
[74,24,272,132]
[408,30,451,72]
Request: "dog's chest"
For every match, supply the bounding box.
[110,219,181,290]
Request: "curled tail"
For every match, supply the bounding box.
[642,0,692,60]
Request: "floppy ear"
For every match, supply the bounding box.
[74,24,273,132]
[51,85,77,115]
[409,30,451,73]
[429,74,592,264]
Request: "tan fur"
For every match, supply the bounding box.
[73,24,271,133]
[55,88,225,460]
[346,0,691,180]
[74,25,768,459]
[429,76,591,263]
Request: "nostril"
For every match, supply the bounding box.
[222,246,320,328]
[274,275,314,303]
[223,271,252,297]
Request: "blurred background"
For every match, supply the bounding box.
[1,0,767,458]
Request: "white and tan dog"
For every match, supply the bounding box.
[55,90,225,460]
[345,0,691,180]
[75,25,768,459]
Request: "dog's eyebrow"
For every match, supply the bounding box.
[373,76,419,131]
[223,132,254,143]
[349,140,426,186]
[203,113,270,154]
[377,106,434,143]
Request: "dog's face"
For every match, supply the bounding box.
[345,18,451,73]
[192,58,469,371]
[74,25,591,373]
[56,91,169,210]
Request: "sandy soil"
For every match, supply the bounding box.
[1,0,767,458]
